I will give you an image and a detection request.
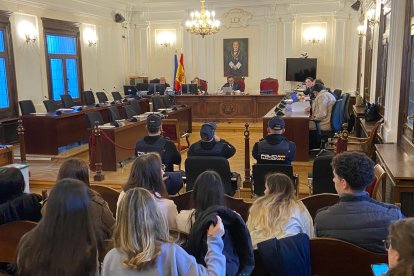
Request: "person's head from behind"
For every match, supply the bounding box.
[160,76,166,84]
[17,178,97,275]
[114,187,169,270]
[305,77,314,88]
[267,116,285,135]
[192,77,200,85]
[125,153,167,197]
[0,167,25,204]
[192,171,224,213]
[146,113,162,135]
[331,152,374,194]
[232,40,239,52]
[200,122,217,142]
[386,218,414,273]
[314,79,325,86]
[312,83,325,97]
[227,76,235,85]
[57,158,90,186]
[264,173,295,199]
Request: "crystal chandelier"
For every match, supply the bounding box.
[185,0,220,38]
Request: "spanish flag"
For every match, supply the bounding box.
[174,52,186,91]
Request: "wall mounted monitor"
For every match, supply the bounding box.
[286,58,317,82]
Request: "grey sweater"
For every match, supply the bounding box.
[102,236,225,275]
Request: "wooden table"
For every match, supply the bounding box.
[376,137,414,216]
[175,94,283,122]
[21,99,149,155]
[263,106,310,162]
[98,106,192,171]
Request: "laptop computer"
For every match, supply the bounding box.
[222,87,233,93]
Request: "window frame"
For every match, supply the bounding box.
[42,18,84,102]
[0,11,18,120]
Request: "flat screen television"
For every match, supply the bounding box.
[286,58,317,82]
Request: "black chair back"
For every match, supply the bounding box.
[185,156,234,195]
[86,112,104,128]
[111,91,123,101]
[252,164,295,196]
[311,155,336,195]
[19,100,36,115]
[152,96,165,111]
[162,95,173,108]
[96,92,109,103]
[124,105,137,119]
[340,93,350,122]
[129,100,142,114]
[300,193,339,221]
[83,90,95,105]
[60,94,75,108]
[108,106,121,122]
[43,100,59,112]
[333,89,342,100]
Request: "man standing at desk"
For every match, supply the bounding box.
[222,76,241,91]
[188,122,236,159]
[135,114,183,194]
[252,116,296,164]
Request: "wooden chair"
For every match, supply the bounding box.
[372,163,387,201]
[0,220,37,263]
[169,191,193,212]
[199,79,208,92]
[300,193,339,221]
[310,237,387,276]
[90,185,120,217]
[162,119,190,154]
[224,195,251,222]
[234,76,245,92]
[346,118,384,158]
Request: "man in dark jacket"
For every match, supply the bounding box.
[188,122,236,159]
[252,116,296,164]
[314,152,403,253]
[135,113,183,194]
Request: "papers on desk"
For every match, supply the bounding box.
[158,108,173,112]
[57,108,73,112]
[290,101,310,112]
[30,112,48,116]
[133,115,147,120]
[98,124,116,129]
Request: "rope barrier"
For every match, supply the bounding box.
[100,130,135,151]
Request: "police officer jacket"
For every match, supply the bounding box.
[252,134,296,164]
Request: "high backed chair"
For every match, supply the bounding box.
[224,195,251,222]
[234,76,245,92]
[346,118,384,159]
[252,164,298,196]
[152,95,165,111]
[162,95,173,108]
[60,94,75,108]
[169,191,193,212]
[129,100,142,114]
[162,119,190,155]
[199,79,208,92]
[19,100,36,115]
[340,93,350,124]
[308,155,336,195]
[0,220,37,263]
[43,100,59,112]
[123,105,137,119]
[185,156,235,196]
[108,106,121,122]
[260,78,279,95]
[86,112,104,128]
[83,90,95,106]
[365,163,387,200]
[299,193,339,221]
[111,91,123,101]
[96,92,109,103]
[333,89,342,100]
[90,185,120,217]
[310,238,388,276]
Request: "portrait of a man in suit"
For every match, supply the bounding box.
[223,38,248,77]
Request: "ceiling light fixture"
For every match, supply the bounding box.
[185,0,220,38]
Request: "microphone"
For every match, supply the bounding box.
[103,88,115,105]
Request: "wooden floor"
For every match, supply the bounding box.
[26,122,313,200]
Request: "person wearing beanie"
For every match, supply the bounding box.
[252,116,296,164]
[187,122,236,159]
[135,113,183,195]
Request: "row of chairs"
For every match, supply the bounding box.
[225,77,279,95]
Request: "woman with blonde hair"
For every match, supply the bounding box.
[247,173,313,248]
[385,218,414,276]
[103,188,225,275]
[117,153,178,229]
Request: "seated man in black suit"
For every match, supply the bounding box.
[252,116,296,165]
[159,76,170,88]
[135,114,183,195]
[222,76,241,91]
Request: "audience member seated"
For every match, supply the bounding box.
[247,173,313,248]
[135,113,184,195]
[52,158,115,241]
[176,171,224,233]
[16,179,98,275]
[0,167,41,225]
[385,218,414,276]
[222,75,241,91]
[116,153,178,229]
[314,152,403,253]
[103,188,225,275]
[303,77,314,100]
[307,83,337,149]
[188,122,236,159]
[252,116,296,164]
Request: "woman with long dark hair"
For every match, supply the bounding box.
[17,178,98,275]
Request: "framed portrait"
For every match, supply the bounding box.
[223,38,248,77]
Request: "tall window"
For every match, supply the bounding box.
[0,11,17,119]
[42,18,83,101]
